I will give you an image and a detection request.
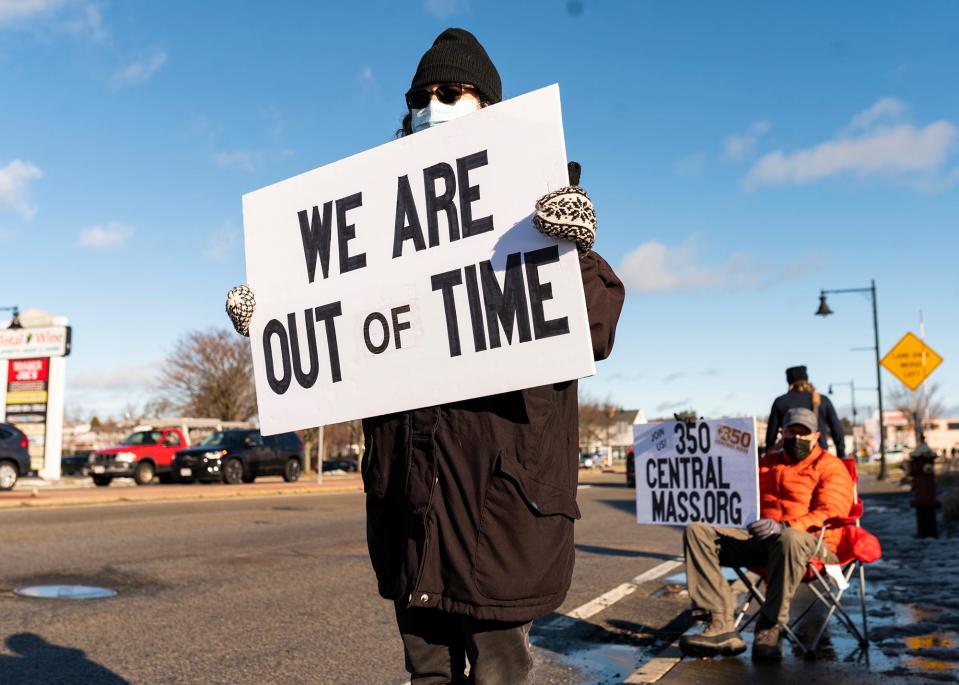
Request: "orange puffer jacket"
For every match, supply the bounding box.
[759,445,854,553]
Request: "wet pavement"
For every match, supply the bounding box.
[658,486,959,684]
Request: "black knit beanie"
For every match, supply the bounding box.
[786,366,808,384]
[410,28,502,105]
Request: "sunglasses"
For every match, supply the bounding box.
[405,83,477,110]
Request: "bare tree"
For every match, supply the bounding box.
[157,329,256,421]
[887,381,945,444]
[578,393,620,451]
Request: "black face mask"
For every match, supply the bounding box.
[783,437,812,461]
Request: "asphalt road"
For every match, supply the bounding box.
[0,472,691,684]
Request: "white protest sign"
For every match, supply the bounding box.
[243,85,595,435]
[633,417,759,528]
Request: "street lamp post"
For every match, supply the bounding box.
[815,280,887,479]
[828,380,857,456]
[0,306,22,329]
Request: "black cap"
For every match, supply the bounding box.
[410,28,502,105]
[786,366,808,384]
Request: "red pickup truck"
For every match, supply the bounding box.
[89,427,188,486]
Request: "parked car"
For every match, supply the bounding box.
[868,445,909,465]
[322,458,358,473]
[172,429,304,484]
[0,422,30,491]
[89,427,189,486]
[626,449,635,488]
[579,453,596,470]
[61,453,91,477]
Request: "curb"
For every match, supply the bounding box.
[0,482,364,511]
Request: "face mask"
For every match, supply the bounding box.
[783,437,813,461]
[411,97,479,133]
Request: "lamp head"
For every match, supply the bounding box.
[815,293,833,317]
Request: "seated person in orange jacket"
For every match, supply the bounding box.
[678,407,854,661]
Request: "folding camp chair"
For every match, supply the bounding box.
[732,458,882,658]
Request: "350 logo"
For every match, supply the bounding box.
[716,424,752,453]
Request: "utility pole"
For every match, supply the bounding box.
[316,425,325,484]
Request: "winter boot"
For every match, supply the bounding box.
[679,614,747,657]
[752,614,784,661]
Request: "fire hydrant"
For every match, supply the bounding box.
[909,443,939,538]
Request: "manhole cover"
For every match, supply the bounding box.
[14,584,117,599]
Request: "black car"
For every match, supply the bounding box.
[172,429,304,484]
[61,453,91,477]
[0,422,31,491]
[626,449,635,488]
[322,458,358,473]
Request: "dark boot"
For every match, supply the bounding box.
[679,614,747,657]
[752,615,783,661]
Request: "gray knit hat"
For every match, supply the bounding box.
[409,28,502,105]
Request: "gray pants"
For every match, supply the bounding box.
[683,522,835,625]
[395,605,533,685]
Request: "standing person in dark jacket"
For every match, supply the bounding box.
[226,28,624,685]
[765,366,846,459]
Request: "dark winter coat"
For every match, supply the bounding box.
[361,251,624,622]
[765,390,846,458]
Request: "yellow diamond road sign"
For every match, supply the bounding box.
[881,332,943,391]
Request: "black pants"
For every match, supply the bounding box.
[394,606,533,685]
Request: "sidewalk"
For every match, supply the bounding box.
[655,474,959,684]
[0,474,363,510]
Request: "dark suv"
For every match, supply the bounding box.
[0,423,31,491]
[172,429,304,484]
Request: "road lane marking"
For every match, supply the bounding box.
[538,558,683,631]
[621,641,683,684]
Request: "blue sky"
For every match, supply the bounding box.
[1,0,957,423]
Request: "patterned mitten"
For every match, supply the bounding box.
[226,285,256,337]
[532,162,596,257]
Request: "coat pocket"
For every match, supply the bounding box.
[473,452,581,602]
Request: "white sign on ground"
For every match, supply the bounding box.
[243,85,594,434]
[633,417,759,528]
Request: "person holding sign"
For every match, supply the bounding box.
[226,28,624,684]
[679,408,853,661]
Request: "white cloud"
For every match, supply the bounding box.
[72,361,160,390]
[215,150,254,173]
[745,99,958,189]
[0,227,15,241]
[0,1,106,41]
[261,105,285,138]
[0,159,44,218]
[723,119,771,160]
[0,0,66,24]
[204,221,239,261]
[672,153,706,177]
[62,2,104,41]
[618,233,825,294]
[424,0,466,18]
[77,220,133,248]
[656,398,691,413]
[112,49,167,89]
[845,97,906,132]
[618,234,758,293]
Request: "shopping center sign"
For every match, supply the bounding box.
[0,326,71,360]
